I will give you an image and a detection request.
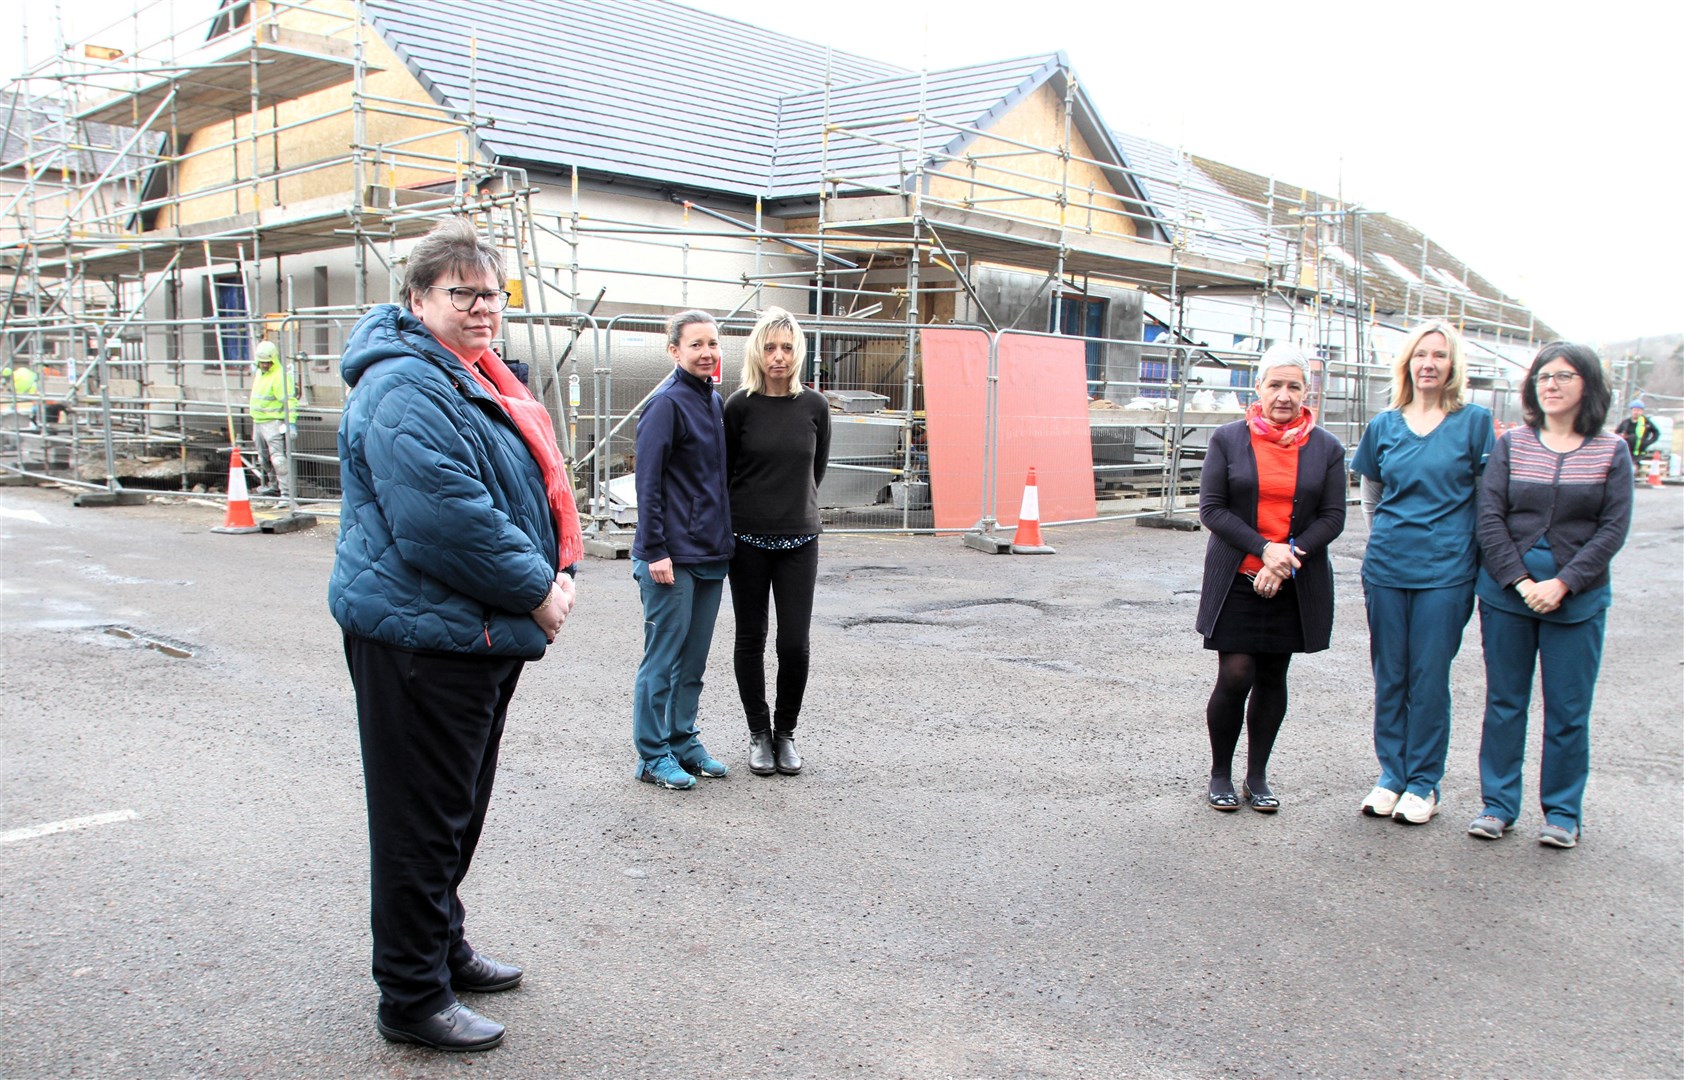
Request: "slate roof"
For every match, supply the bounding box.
[364,4,1158,227]
[1111,131,1268,265]
[1190,152,1554,340]
[770,53,1158,237]
[0,90,162,177]
[769,55,1067,199]
[216,0,1547,336]
[365,0,902,198]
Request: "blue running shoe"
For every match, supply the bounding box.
[638,753,696,790]
[680,747,728,779]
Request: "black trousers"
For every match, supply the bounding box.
[344,633,523,1022]
[729,538,819,733]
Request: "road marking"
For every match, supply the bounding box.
[0,809,138,845]
[0,506,49,524]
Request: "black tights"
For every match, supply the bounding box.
[1206,651,1291,785]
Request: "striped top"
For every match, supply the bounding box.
[1475,427,1634,596]
[1504,426,1625,486]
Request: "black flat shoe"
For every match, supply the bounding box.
[1240,781,1280,813]
[748,731,776,776]
[1207,778,1240,811]
[377,1002,504,1051]
[773,733,802,775]
[451,951,523,993]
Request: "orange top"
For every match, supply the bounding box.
[1239,433,1300,575]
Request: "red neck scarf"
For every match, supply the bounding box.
[1246,401,1316,447]
[455,346,585,568]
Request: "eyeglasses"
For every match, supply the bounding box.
[1534,371,1581,386]
[425,285,511,312]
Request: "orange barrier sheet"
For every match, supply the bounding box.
[922,329,1097,531]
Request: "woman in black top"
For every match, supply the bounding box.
[724,307,832,776]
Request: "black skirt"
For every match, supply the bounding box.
[1203,572,1306,654]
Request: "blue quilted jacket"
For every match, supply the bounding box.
[328,304,558,658]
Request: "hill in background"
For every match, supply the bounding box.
[1598,332,1683,408]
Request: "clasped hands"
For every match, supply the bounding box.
[530,574,577,642]
[1516,577,1567,615]
[1252,541,1302,598]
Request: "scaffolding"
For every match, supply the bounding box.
[0,0,562,502]
[0,2,1555,536]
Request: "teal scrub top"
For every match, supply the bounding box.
[1351,404,1494,588]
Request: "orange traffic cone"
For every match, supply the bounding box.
[1010,466,1055,554]
[1647,451,1665,488]
[212,446,261,533]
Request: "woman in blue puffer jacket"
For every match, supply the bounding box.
[329,217,583,1053]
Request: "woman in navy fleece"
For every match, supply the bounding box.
[630,310,735,790]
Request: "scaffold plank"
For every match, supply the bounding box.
[75,27,373,133]
[818,195,1268,292]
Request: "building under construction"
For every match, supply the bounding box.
[0,0,1562,541]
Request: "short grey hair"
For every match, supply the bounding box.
[1256,342,1311,384]
[401,217,503,307]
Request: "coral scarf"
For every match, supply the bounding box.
[1246,401,1316,447]
[457,346,586,568]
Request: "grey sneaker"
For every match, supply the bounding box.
[1467,814,1508,840]
[1538,823,1579,849]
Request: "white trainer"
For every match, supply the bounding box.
[1360,786,1401,817]
[1392,791,1438,825]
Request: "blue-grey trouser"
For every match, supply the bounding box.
[1477,602,1605,831]
[631,558,728,769]
[1363,580,1475,799]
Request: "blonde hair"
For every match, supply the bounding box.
[739,307,807,396]
[1389,320,1467,412]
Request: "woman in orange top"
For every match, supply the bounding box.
[1196,345,1348,812]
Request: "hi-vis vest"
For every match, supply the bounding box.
[250,364,296,423]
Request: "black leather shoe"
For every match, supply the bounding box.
[748,731,776,775]
[451,951,523,993]
[773,733,802,775]
[377,1001,504,1051]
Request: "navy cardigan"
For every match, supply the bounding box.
[1196,421,1348,652]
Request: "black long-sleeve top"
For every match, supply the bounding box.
[723,388,831,535]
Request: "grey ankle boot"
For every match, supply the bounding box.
[748,731,776,775]
[773,733,801,775]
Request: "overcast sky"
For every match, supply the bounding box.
[5,0,1678,343]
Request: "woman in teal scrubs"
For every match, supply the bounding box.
[1351,321,1493,825]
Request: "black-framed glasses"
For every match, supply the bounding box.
[425,285,511,312]
[1534,371,1580,386]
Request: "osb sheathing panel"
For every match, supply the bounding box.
[170,0,471,227]
[926,82,1136,240]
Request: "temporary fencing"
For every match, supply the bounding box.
[2,308,1542,545]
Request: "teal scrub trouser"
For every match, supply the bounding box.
[1477,601,1605,831]
[631,558,727,769]
[1364,581,1475,798]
